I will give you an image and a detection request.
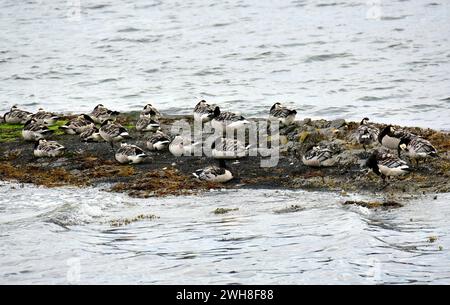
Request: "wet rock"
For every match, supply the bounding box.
[343,200,403,209]
[330,119,347,129]
[273,205,304,214]
[213,208,239,215]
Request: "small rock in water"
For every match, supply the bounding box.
[274,205,304,214]
[213,208,239,215]
[428,236,438,243]
[343,200,402,209]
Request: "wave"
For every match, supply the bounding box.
[304,53,352,63]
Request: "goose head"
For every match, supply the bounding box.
[24,118,37,126]
[101,118,114,126]
[270,102,282,111]
[360,117,370,125]
[213,106,221,117]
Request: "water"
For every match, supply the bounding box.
[1,181,449,284]
[1,0,450,129]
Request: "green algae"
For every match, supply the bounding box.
[0,120,68,143]
[0,123,22,143]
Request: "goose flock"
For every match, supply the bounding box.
[2,101,440,185]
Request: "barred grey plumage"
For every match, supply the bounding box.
[302,146,337,167]
[269,102,297,125]
[60,114,95,134]
[136,115,160,132]
[146,130,171,151]
[34,139,65,157]
[22,119,53,141]
[79,126,102,142]
[193,100,215,123]
[115,143,147,164]
[193,166,233,183]
[90,104,120,123]
[211,138,249,159]
[99,119,131,148]
[366,150,411,181]
[31,108,60,125]
[3,106,32,124]
[356,118,379,149]
[140,104,162,119]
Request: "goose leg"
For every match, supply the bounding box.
[379,175,390,190]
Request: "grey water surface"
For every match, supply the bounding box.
[1,182,449,284]
[0,0,449,129]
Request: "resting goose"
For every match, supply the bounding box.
[193,163,233,183]
[302,146,338,167]
[136,115,160,132]
[211,137,250,160]
[34,139,65,157]
[22,119,54,141]
[59,114,95,134]
[3,106,32,124]
[169,136,201,157]
[146,130,171,151]
[31,108,60,126]
[90,104,120,124]
[79,126,103,142]
[99,119,131,149]
[269,102,297,126]
[210,106,250,131]
[193,100,215,123]
[115,143,147,164]
[140,103,162,119]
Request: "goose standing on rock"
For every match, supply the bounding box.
[80,126,103,142]
[31,108,60,126]
[22,119,54,141]
[302,145,338,167]
[399,136,438,166]
[269,102,297,126]
[99,119,131,149]
[356,117,379,151]
[136,114,160,132]
[60,114,95,134]
[115,143,147,164]
[90,104,120,124]
[146,130,171,151]
[378,125,415,156]
[210,106,250,131]
[169,136,202,157]
[3,106,32,124]
[193,100,215,123]
[140,103,162,119]
[34,139,65,157]
[366,150,411,182]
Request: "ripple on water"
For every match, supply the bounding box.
[304,53,353,63]
[0,182,450,284]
